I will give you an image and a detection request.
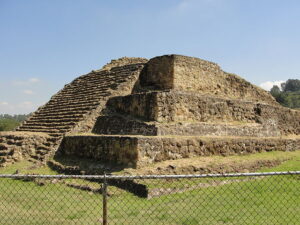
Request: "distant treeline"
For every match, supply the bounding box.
[270,79,300,109]
[0,114,29,131]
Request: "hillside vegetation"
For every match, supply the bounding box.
[0,114,28,131]
[270,79,300,109]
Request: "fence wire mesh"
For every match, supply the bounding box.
[0,172,299,225]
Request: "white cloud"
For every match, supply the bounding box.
[259,80,285,91]
[23,89,35,95]
[28,78,40,83]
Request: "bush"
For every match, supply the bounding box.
[0,118,20,131]
[270,79,300,109]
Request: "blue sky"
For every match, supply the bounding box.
[0,0,300,114]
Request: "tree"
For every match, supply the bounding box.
[270,85,281,97]
[0,114,28,131]
[282,79,300,92]
[270,79,300,109]
[0,118,20,131]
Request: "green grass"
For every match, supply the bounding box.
[0,151,300,224]
[108,176,300,225]
[0,179,102,224]
[259,151,300,172]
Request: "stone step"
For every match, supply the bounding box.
[18,124,71,130]
[46,99,101,106]
[0,144,9,150]
[46,100,104,107]
[32,110,89,117]
[35,150,49,156]
[50,85,109,93]
[26,115,84,122]
[71,79,123,85]
[31,113,85,118]
[55,84,112,91]
[24,117,82,123]
[31,113,88,121]
[0,149,13,156]
[0,156,14,163]
[48,95,103,102]
[17,126,69,132]
[48,133,64,137]
[78,75,131,81]
[49,94,110,103]
[52,89,110,97]
[51,90,111,98]
[16,128,67,134]
[24,121,77,127]
[30,154,45,160]
[37,106,94,114]
[43,103,95,109]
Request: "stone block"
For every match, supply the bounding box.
[138,55,277,105]
[107,90,300,135]
[59,134,300,168]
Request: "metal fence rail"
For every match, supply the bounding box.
[0,171,299,224]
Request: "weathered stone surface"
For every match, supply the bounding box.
[138,55,277,105]
[92,115,281,137]
[101,57,148,71]
[59,135,139,168]
[92,115,158,136]
[107,90,300,135]
[60,134,300,168]
[0,132,54,167]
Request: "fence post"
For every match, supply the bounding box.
[102,173,108,225]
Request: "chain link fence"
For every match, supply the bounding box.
[0,171,299,224]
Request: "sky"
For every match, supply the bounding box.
[0,0,300,114]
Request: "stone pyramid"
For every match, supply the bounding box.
[1,54,299,168]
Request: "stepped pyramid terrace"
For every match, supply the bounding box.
[1,55,300,170]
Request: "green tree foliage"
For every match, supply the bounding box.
[270,79,300,109]
[0,114,29,131]
[282,79,300,92]
[270,85,281,97]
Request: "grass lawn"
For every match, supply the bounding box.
[0,150,299,224]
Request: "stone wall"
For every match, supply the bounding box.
[92,115,280,137]
[107,91,158,121]
[59,135,139,168]
[107,90,300,135]
[137,136,300,167]
[138,55,278,105]
[92,115,158,136]
[59,134,300,168]
[0,132,54,167]
[156,122,280,137]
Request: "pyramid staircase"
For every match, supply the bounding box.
[0,58,148,166]
[16,62,146,137]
